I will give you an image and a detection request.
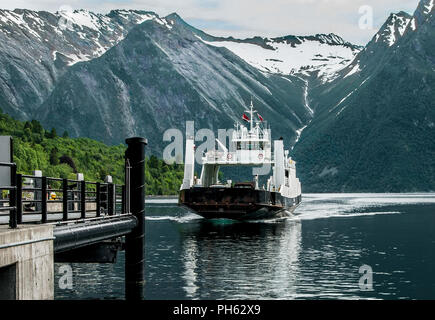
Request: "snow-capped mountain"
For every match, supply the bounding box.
[34,14,313,154]
[374,11,413,47]
[165,13,361,83]
[0,8,360,148]
[0,9,171,118]
[197,33,361,83]
[306,10,415,119]
[320,11,412,90]
[292,0,435,192]
[0,8,358,121]
[0,9,171,65]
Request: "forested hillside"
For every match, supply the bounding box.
[0,109,183,195]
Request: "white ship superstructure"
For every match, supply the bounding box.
[179,100,302,220]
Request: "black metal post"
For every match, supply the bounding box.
[41,176,47,223]
[125,159,131,214]
[124,137,147,300]
[108,183,114,216]
[96,182,101,217]
[121,185,126,214]
[62,179,68,221]
[81,180,86,219]
[100,184,107,213]
[9,164,17,229]
[16,174,22,224]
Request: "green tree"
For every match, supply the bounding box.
[49,147,59,165]
[30,120,43,135]
[47,127,57,139]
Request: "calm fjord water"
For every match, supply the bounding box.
[55,194,435,300]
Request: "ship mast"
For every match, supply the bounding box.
[245,98,256,133]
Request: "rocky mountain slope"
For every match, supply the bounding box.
[0,8,359,155]
[35,14,313,154]
[0,8,167,119]
[160,13,361,82]
[292,0,435,192]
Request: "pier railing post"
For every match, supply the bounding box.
[96,182,101,217]
[9,163,17,229]
[16,173,22,224]
[124,137,147,300]
[62,178,68,221]
[108,183,114,216]
[81,180,86,219]
[125,159,131,214]
[33,170,42,214]
[121,185,126,214]
[41,176,47,223]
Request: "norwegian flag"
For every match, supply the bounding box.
[242,114,250,122]
[258,113,264,122]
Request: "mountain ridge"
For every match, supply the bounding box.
[0,8,165,119]
[34,16,312,155]
[292,0,435,192]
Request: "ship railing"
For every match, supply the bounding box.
[204,151,273,164]
[206,150,225,161]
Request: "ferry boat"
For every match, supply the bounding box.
[178,101,302,220]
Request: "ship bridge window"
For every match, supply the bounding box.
[237,142,241,150]
[259,142,264,150]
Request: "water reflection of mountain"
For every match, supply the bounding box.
[178,219,302,299]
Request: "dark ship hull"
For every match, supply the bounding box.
[179,186,302,220]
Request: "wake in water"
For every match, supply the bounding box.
[146,198,178,204]
[293,193,435,221]
[144,193,435,223]
[145,212,202,223]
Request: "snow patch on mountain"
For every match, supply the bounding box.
[298,77,314,115]
[154,17,173,29]
[424,0,434,14]
[294,125,308,145]
[330,89,355,115]
[411,18,417,30]
[0,10,25,25]
[198,34,359,82]
[378,13,412,47]
[344,63,361,78]
[0,9,164,66]
[58,9,104,31]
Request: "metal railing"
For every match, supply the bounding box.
[0,165,130,228]
[0,161,17,228]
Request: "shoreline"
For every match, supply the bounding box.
[146,195,178,199]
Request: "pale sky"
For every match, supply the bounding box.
[1,0,421,45]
